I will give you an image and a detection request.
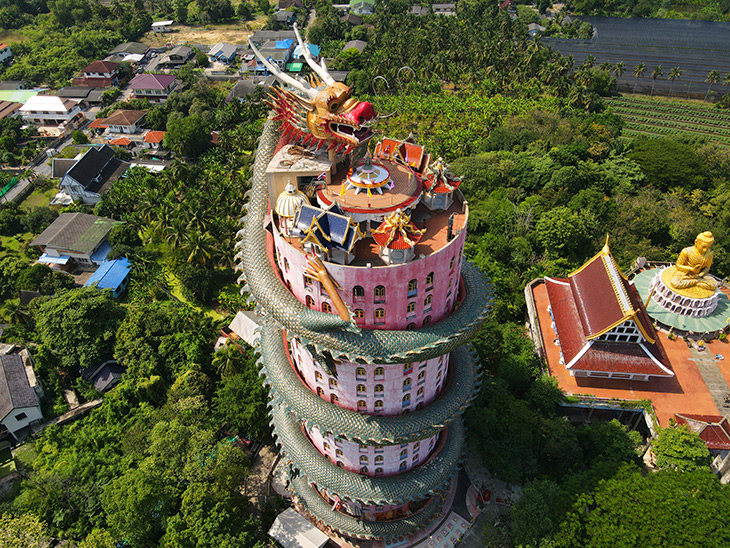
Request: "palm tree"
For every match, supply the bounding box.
[613,61,626,79]
[668,66,682,95]
[705,70,721,101]
[184,229,215,266]
[651,65,663,96]
[583,55,596,69]
[633,63,646,93]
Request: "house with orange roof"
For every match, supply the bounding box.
[0,43,12,64]
[144,130,166,149]
[675,413,730,482]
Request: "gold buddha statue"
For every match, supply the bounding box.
[661,231,719,299]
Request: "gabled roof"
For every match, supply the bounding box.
[109,137,133,146]
[0,100,20,120]
[103,109,146,127]
[110,42,149,55]
[129,73,177,90]
[51,158,78,178]
[20,95,77,113]
[209,42,238,59]
[0,354,39,421]
[423,157,461,194]
[63,144,116,189]
[293,204,363,253]
[568,243,655,342]
[84,258,131,291]
[167,45,192,58]
[675,414,730,451]
[342,40,367,53]
[31,212,120,255]
[81,360,125,392]
[88,118,108,129]
[144,130,166,143]
[82,60,120,74]
[375,137,428,173]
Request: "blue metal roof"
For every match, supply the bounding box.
[276,39,294,49]
[84,258,131,291]
[89,241,111,263]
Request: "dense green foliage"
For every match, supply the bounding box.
[569,0,730,21]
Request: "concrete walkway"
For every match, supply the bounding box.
[689,347,730,418]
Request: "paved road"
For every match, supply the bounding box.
[689,346,730,417]
[1,134,72,203]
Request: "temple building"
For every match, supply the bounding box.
[543,242,673,382]
[237,25,490,545]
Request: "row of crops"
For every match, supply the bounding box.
[606,96,730,147]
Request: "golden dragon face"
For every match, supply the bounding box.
[269,82,376,154]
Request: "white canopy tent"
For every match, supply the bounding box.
[268,508,329,548]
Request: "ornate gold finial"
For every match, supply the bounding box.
[372,209,426,249]
[661,231,718,299]
[602,234,610,255]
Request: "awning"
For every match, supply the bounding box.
[268,508,328,548]
[286,62,303,72]
[38,253,70,265]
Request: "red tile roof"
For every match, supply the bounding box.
[545,277,673,377]
[372,210,425,250]
[675,414,730,450]
[82,60,120,74]
[109,137,133,146]
[423,158,461,194]
[103,109,146,127]
[129,73,177,90]
[375,138,429,173]
[88,118,108,129]
[144,130,165,143]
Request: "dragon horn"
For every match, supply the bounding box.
[249,37,317,99]
[293,23,335,86]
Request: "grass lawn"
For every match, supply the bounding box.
[19,185,59,211]
[166,269,225,321]
[13,442,38,468]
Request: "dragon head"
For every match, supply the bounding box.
[250,25,377,154]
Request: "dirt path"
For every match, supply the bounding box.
[243,444,278,510]
[144,18,267,48]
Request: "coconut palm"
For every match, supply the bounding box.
[184,229,215,266]
[651,65,663,96]
[613,61,626,79]
[705,70,721,101]
[633,63,646,93]
[668,66,682,94]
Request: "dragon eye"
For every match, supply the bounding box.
[330,102,339,111]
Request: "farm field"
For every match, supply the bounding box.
[606,95,730,147]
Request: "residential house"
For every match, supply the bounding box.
[432,3,456,15]
[0,101,20,120]
[527,22,546,36]
[109,42,150,60]
[51,145,130,205]
[72,60,120,88]
[31,212,121,268]
[57,87,106,105]
[0,81,25,90]
[208,42,238,64]
[19,95,84,128]
[342,39,367,54]
[151,20,174,33]
[227,77,274,102]
[83,258,132,298]
[108,137,135,149]
[157,45,194,69]
[292,43,321,61]
[349,0,374,15]
[101,109,147,134]
[144,130,166,149]
[276,10,296,25]
[342,13,363,25]
[409,5,429,15]
[128,73,179,103]
[259,39,295,70]
[0,353,42,443]
[249,30,296,44]
[278,0,304,9]
[80,360,126,392]
[0,44,12,64]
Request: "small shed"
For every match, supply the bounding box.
[151,20,174,33]
[83,258,132,298]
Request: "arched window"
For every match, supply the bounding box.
[402,394,410,403]
[375,467,383,475]
[354,309,364,318]
[361,466,369,474]
[359,455,368,464]
[317,387,325,396]
[426,272,434,286]
[336,449,343,457]
[306,295,315,308]
[283,258,289,272]
[304,275,315,288]
[331,394,339,403]
[374,367,384,377]
[374,384,384,393]
[417,386,424,396]
[399,461,407,470]
[323,442,330,450]
[356,367,366,378]
[357,400,367,409]
[414,441,420,449]
[407,323,415,330]
[286,280,292,293]
[407,301,416,314]
[418,371,425,380]
[374,285,385,301]
[423,315,431,326]
[374,400,384,409]
[449,257,455,269]
[337,461,344,467]
[416,402,423,409]
[353,285,364,298]
[375,455,384,464]
[357,384,367,394]
[374,308,385,320]
[400,449,408,458]
[424,295,432,310]
[403,378,411,389]
[407,279,417,297]
[329,378,337,388]
[322,302,332,313]
[315,371,323,381]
